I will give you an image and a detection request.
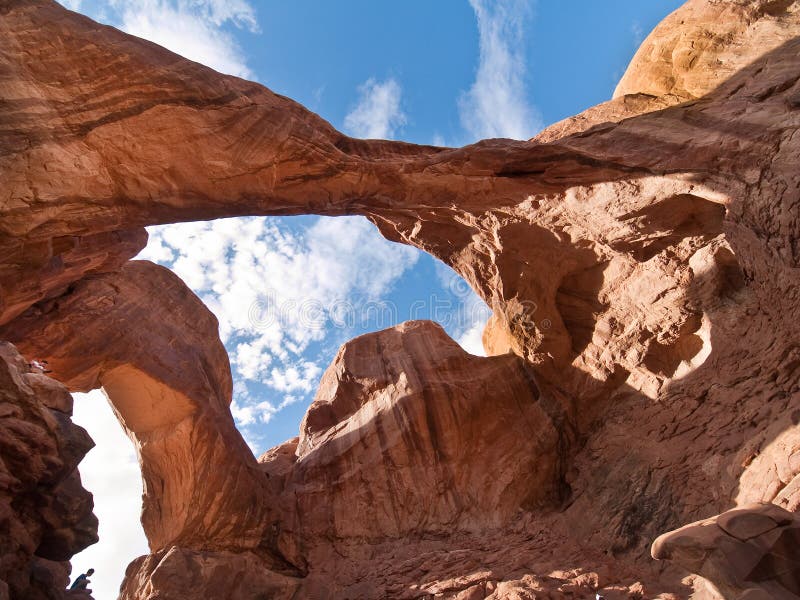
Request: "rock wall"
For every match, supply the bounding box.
[0,343,96,600]
[268,321,564,548]
[0,0,799,598]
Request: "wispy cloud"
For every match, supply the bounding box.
[459,0,541,141]
[58,0,258,79]
[118,0,258,78]
[343,78,407,139]
[631,21,645,47]
[59,0,83,10]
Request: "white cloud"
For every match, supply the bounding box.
[269,362,322,393]
[117,0,257,78]
[631,21,645,47]
[343,78,407,139]
[137,215,420,444]
[458,318,488,356]
[69,390,149,600]
[234,338,274,380]
[59,0,258,79]
[433,259,491,356]
[459,0,541,141]
[231,398,276,427]
[58,0,83,10]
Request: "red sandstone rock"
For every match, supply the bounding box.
[269,320,564,542]
[119,548,300,600]
[0,0,798,598]
[0,343,96,600]
[0,261,273,556]
[653,503,800,599]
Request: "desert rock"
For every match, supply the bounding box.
[0,0,798,598]
[0,343,96,600]
[653,503,800,599]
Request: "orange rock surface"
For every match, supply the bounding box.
[0,0,799,598]
[274,320,563,542]
[2,261,271,554]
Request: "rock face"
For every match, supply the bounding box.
[0,261,272,555]
[0,343,96,600]
[0,0,798,598]
[270,320,564,548]
[653,503,800,599]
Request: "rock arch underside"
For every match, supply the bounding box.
[1,0,799,598]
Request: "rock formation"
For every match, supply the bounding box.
[653,503,800,599]
[271,320,563,546]
[0,0,798,598]
[0,343,96,600]
[1,261,271,555]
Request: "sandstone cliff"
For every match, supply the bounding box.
[0,0,799,598]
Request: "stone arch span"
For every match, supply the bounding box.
[0,261,273,555]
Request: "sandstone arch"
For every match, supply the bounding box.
[0,0,799,597]
[0,261,271,554]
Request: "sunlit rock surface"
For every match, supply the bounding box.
[0,0,799,597]
[0,261,271,555]
[267,320,563,547]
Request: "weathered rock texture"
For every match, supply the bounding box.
[0,0,799,598]
[269,320,564,549]
[653,503,800,599]
[0,343,96,600]
[1,261,271,555]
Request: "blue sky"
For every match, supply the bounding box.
[59,0,684,596]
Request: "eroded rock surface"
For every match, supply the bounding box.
[0,261,271,555]
[0,0,799,598]
[265,321,564,555]
[653,503,800,599]
[0,343,96,599]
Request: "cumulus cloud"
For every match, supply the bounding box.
[459,0,541,141]
[137,215,420,447]
[69,391,149,600]
[343,78,407,139]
